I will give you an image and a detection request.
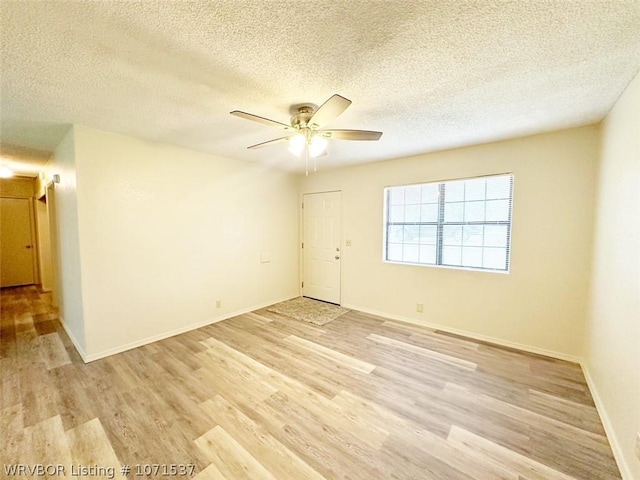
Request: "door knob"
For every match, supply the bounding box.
[26,245,32,249]
[335,255,340,260]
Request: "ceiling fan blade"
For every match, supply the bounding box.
[230,110,290,128]
[308,94,352,128]
[322,129,383,141]
[247,136,293,149]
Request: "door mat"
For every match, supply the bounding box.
[266,297,350,326]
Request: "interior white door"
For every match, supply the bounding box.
[303,191,341,304]
[1,197,36,287]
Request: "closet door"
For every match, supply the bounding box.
[1,197,36,287]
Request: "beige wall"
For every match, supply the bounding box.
[585,72,640,480]
[300,126,599,358]
[71,125,299,359]
[45,127,87,353]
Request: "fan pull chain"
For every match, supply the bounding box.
[305,145,309,176]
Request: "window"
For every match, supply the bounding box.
[384,173,513,272]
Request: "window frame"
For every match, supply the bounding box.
[382,173,514,273]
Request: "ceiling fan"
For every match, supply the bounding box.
[230,94,382,173]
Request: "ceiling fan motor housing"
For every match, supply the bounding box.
[291,106,315,129]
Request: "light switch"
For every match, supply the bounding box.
[260,253,271,263]
[345,239,352,247]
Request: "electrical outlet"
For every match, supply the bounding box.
[416,303,424,313]
[345,239,352,247]
[636,431,640,460]
[216,300,221,309]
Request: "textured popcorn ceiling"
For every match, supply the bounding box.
[1,1,639,174]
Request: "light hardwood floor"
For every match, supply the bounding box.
[1,286,622,479]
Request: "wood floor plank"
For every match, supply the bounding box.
[197,340,279,401]
[527,389,606,434]
[21,415,73,474]
[227,393,290,432]
[367,332,478,371]
[257,309,327,337]
[66,418,126,480]
[35,332,71,369]
[447,425,576,480]
[19,362,61,428]
[51,364,100,430]
[414,386,532,450]
[264,392,391,480]
[195,425,277,480]
[443,382,611,450]
[0,357,21,407]
[275,381,390,451]
[14,312,37,338]
[526,425,622,480]
[243,312,274,324]
[207,321,344,399]
[201,335,389,450]
[192,463,230,480]
[283,334,375,373]
[0,403,23,466]
[200,395,326,480]
[333,390,518,479]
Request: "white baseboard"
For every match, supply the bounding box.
[581,362,635,480]
[81,295,298,363]
[342,303,582,364]
[59,315,89,362]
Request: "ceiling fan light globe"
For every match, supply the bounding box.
[0,164,15,178]
[309,135,328,158]
[288,134,305,156]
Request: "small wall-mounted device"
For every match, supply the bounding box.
[52,174,61,184]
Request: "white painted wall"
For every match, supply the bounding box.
[585,71,640,480]
[300,126,599,358]
[46,126,87,353]
[71,125,299,359]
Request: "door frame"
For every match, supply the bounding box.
[299,190,343,304]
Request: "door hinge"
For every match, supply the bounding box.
[301,242,304,249]
[301,281,304,288]
[302,202,304,209]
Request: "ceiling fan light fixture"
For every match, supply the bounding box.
[231,94,382,172]
[288,134,305,156]
[309,134,327,158]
